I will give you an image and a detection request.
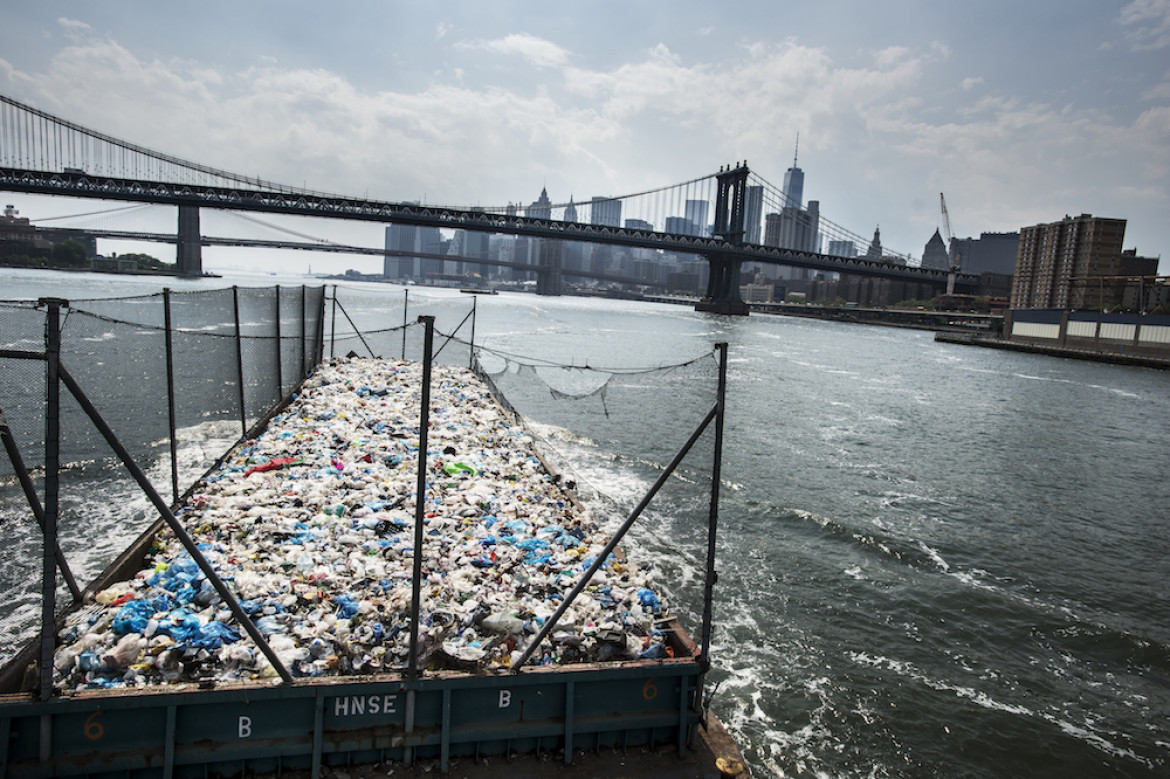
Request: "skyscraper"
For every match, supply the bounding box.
[782,135,804,207]
[590,197,622,227]
[865,226,883,259]
[921,229,949,270]
[744,185,763,244]
[766,136,820,259]
[685,200,709,236]
[384,222,417,279]
[827,240,857,258]
[384,217,443,280]
[527,187,552,220]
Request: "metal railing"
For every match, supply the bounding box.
[0,288,728,776]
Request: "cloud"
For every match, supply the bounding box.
[3,27,1167,258]
[57,17,91,41]
[436,22,451,41]
[1118,0,1170,50]
[1141,74,1170,100]
[875,46,911,67]
[460,33,570,68]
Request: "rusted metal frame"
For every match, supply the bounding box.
[401,290,409,360]
[311,688,325,779]
[231,286,247,435]
[0,404,81,603]
[332,298,377,358]
[432,302,476,361]
[274,285,284,399]
[699,342,728,672]
[0,715,9,779]
[314,286,327,368]
[163,289,180,504]
[407,316,435,679]
[512,400,719,670]
[329,285,338,359]
[440,687,451,772]
[0,349,44,361]
[163,704,177,779]
[564,679,575,764]
[53,361,294,684]
[38,298,62,704]
[304,285,313,376]
[468,296,477,369]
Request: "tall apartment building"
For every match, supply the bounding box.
[1011,214,1126,309]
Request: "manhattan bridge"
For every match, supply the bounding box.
[0,95,976,314]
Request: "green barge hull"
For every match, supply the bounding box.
[0,631,711,778]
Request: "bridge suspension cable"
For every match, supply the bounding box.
[1,94,317,197]
[28,203,152,223]
[4,93,916,263]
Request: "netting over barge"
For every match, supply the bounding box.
[51,357,671,691]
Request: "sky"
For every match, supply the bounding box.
[1,0,1168,274]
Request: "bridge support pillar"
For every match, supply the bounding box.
[176,205,202,276]
[536,239,563,296]
[696,254,749,315]
[695,164,752,316]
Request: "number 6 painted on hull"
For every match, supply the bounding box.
[84,711,104,740]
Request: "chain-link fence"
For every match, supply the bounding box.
[0,286,326,670]
[1,286,725,701]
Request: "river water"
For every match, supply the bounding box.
[1,269,1167,777]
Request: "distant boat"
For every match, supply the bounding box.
[460,287,497,295]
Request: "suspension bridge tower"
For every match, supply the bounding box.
[176,205,203,275]
[696,164,751,316]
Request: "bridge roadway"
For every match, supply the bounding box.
[0,166,978,293]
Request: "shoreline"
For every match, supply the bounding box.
[935,332,1170,370]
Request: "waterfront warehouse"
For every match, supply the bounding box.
[51,357,670,690]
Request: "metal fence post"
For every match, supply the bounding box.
[316,286,326,368]
[401,289,409,360]
[300,285,308,378]
[274,285,284,399]
[232,286,247,435]
[163,288,179,504]
[408,315,435,679]
[469,296,477,369]
[38,297,64,703]
[699,342,728,672]
[329,285,338,360]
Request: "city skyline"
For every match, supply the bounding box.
[1,2,1167,275]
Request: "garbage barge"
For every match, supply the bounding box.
[0,351,746,778]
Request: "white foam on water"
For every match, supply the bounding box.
[849,651,1152,766]
[918,541,950,572]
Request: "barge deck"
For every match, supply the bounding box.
[0,331,746,777]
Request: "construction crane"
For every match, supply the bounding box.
[940,193,960,294]
[940,193,953,246]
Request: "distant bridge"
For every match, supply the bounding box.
[0,95,977,314]
[39,226,666,290]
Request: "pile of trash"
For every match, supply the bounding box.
[52,357,671,691]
